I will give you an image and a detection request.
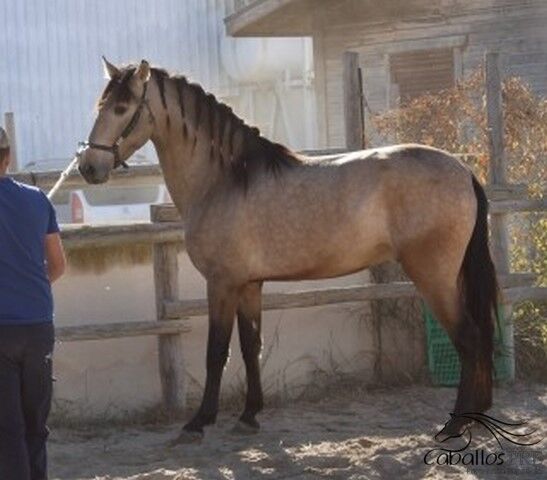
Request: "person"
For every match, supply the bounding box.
[0,126,66,480]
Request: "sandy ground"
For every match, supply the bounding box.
[50,383,546,480]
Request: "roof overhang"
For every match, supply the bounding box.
[225,1,462,38]
[225,0,315,37]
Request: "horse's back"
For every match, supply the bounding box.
[332,144,468,177]
[337,144,475,243]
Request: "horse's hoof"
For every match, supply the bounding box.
[232,419,260,435]
[169,428,204,446]
[435,416,473,443]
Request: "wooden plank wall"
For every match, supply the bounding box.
[313,0,547,146]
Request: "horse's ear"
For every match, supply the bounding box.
[134,59,151,82]
[102,56,121,80]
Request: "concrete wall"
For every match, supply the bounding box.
[51,253,425,420]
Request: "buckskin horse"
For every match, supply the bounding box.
[77,58,498,442]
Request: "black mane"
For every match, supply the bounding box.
[98,64,302,189]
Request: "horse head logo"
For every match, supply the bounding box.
[435,412,540,451]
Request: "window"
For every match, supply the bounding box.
[390,48,455,104]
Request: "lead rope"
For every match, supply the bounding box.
[46,154,80,200]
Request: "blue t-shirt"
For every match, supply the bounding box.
[0,177,60,324]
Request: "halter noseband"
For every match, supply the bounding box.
[78,80,152,169]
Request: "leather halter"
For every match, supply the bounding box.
[78,81,153,169]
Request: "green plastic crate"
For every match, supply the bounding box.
[424,302,512,386]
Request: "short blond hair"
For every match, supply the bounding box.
[0,127,9,163]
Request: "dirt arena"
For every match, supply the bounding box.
[49,382,545,480]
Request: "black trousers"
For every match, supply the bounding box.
[0,323,54,480]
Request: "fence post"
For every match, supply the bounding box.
[344,50,385,379]
[343,51,423,381]
[151,204,186,414]
[343,51,365,150]
[485,51,514,380]
[4,112,19,172]
[343,50,383,375]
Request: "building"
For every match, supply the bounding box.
[0,0,316,171]
[226,0,547,147]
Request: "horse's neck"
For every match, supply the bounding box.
[149,76,234,219]
[152,128,220,220]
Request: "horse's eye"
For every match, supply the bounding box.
[114,105,128,115]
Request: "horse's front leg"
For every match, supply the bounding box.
[233,282,263,433]
[181,281,239,438]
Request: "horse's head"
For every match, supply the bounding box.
[78,57,154,184]
[435,412,473,443]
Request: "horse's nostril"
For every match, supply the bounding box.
[78,163,96,179]
[83,164,95,176]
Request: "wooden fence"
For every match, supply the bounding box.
[55,199,545,415]
[10,51,546,414]
[55,201,544,412]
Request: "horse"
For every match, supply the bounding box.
[77,58,498,442]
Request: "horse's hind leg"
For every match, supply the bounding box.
[180,281,239,439]
[234,282,264,433]
[400,243,489,438]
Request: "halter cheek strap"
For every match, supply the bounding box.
[78,81,153,169]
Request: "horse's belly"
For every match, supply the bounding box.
[244,191,393,281]
[253,229,394,281]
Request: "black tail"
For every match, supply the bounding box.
[459,176,498,376]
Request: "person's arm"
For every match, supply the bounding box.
[45,232,66,283]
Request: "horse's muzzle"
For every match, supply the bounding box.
[77,149,112,184]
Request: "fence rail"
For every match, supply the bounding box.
[58,190,545,252]
[53,271,543,344]
[12,164,164,191]
[61,221,185,249]
[10,155,545,205]
[164,275,540,319]
[56,319,190,342]
[9,148,348,195]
